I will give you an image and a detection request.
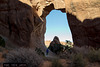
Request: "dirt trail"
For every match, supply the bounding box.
[0,52,4,67]
[59,59,69,67]
[41,59,68,67]
[0,52,4,62]
[41,61,52,67]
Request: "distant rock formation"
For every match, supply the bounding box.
[48,36,63,54]
[50,36,61,45]
[45,40,66,47]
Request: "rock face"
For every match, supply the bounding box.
[0,0,100,50]
[65,0,100,48]
[0,0,46,49]
[48,36,63,54]
[50,36,61,46]
[67,13,100,48]
[0,0,65,50]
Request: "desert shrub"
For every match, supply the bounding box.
[51,59,63,67]
[87,49,100,63]
[35,47,45,56]
[70,53,86,67]
[5,47,43,67]
[71,46,90,55]
[59,46,88,59]
[70,46,100,63]
[0,36,5,47]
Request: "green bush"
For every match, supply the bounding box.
[51,59,63,67]
[0,36,5,47]
[5,48,43,67]
[35,47,45,56]
[71,54,86,67]
[87,49,100,63]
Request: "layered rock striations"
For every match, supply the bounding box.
[0,0,100,49]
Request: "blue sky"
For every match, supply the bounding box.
[45,10,73,42]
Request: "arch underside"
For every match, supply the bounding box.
[0,0,100,50]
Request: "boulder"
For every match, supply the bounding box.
[48,36,63,54]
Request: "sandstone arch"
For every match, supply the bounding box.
[0,0,100,50]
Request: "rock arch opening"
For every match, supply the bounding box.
[0,0,99,49]
[45,10,73,47]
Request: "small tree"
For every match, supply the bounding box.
[65,40,73,48]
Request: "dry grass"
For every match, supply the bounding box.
[72,46,100,63]
[5,47,43,67]
[62,46,100,67]
[41,61,52,67]
[70,53,86,67]
[87,49,100,63]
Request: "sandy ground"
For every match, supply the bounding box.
[41,61,52,67]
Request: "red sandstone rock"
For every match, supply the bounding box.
[0,0,100,50]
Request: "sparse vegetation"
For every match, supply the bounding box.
[1,44,99,67]
[67,46,100,67]
[5,48,43,67]
[71,46,100,63]
[87,49,100,63]
[35,47,45,56]
[70,46,89,55]
[70,53,86,67]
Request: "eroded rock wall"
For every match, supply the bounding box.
[0,0,46,49]
[67,13,100,48]
[0,0,100,49]
[0,0,66,50]
[65,0,100,48]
